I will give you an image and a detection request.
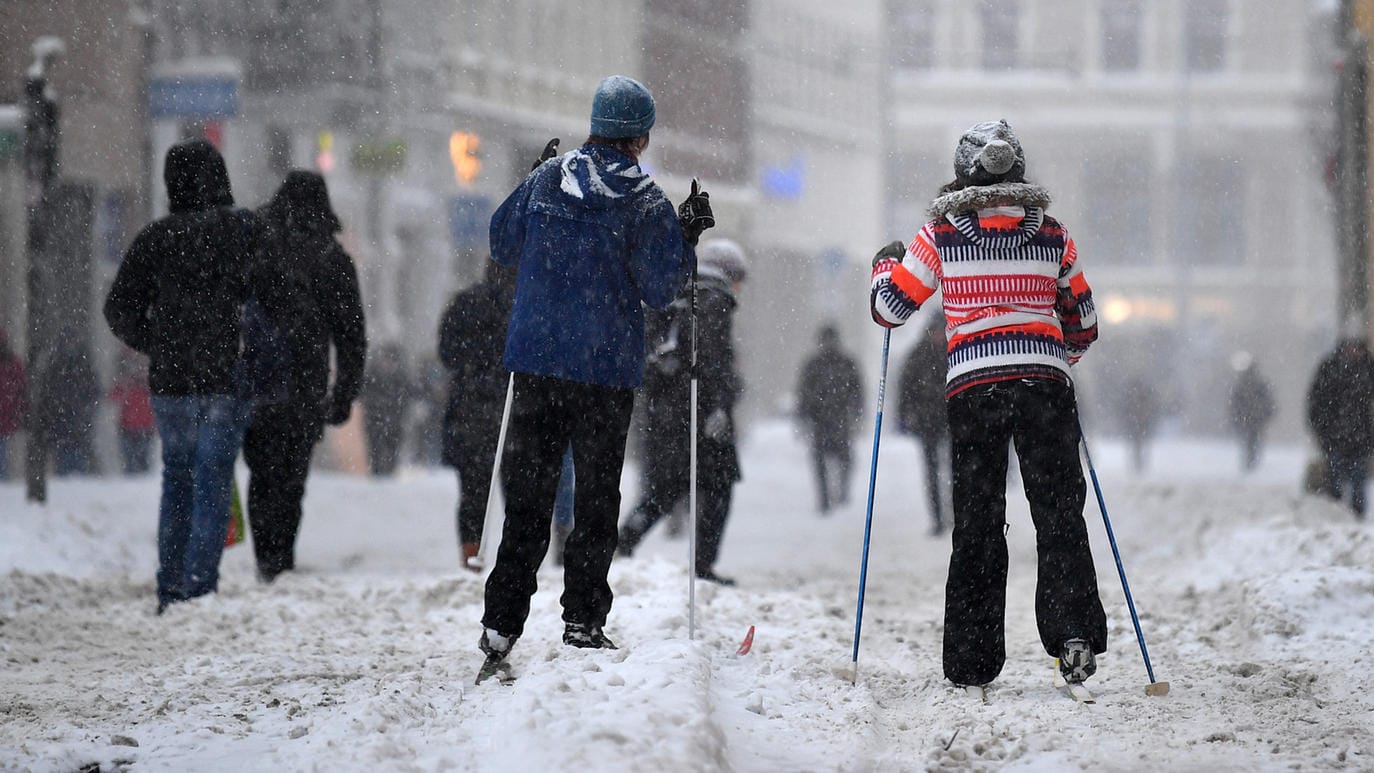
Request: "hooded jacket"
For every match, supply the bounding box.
[104,140,262,396]
[870,181,1097,398]
[254,171,366,415]
[489,142,694,388]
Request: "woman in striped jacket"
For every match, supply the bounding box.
[870,120,1107,691]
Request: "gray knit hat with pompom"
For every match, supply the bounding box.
[953,119,1026,186]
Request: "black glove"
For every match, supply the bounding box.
[532,138,560,171]
[325,395,353,426]
[678,178,715,246]
[873,240,905,267]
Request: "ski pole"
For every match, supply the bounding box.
[474,373,515,570]
[850,327,891,684]
[1080,430,1170,697]
[688,228,701,641]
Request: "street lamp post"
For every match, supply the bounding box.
[23,36,64,504]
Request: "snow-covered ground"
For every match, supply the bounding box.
[3,418,1372,771]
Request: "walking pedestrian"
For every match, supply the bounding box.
[795,324,864,513]
[477,74,707,668]
[241,170,366,583]
[438,263,515,570]
[1228,352,1274,473]
[869,119,1107,688]
[103,139,264,612]
[896,321,950,535]
[108,347,156,475]
[1306,330,1374,519]
[618,238,748,585]
[361,343,413,476]
[0,327,26,480]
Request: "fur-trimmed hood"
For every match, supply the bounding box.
[927,181,1052,220]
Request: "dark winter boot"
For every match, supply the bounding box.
[563,622,618,649]
[1058,638,1096,684]
[695,569,736,587]
[479,628,518,662]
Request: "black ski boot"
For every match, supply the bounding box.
[1058,638,1096,684]
[563,622,618,649]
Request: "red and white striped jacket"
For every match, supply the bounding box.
[871,186,1096,398]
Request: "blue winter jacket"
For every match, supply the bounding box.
[490,143,694,388]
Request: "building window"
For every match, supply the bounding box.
[891,0,934,71]
[979,0,1020,71]
[1084,149,1153,266]
[1100,0,1142,72]
[1185,0,1228,73]
[1175,154,1244,266]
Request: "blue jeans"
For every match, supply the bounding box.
[151,395,251,607]
[1325,451,1368,517]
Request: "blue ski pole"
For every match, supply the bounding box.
[1080,431,1170,697]
[850,327,891,684]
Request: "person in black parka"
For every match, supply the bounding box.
[618,238,747,585]
[438,262,515,570]
[104,139,265,611]
[242,170,366,582]
[795,324,864,513]
[1306,333,1374,519]
[897,322,950,535]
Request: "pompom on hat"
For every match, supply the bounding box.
[697,238,748,282]
[954,119,1026,186]
[590,75,656,139]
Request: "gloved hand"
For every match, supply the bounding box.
[873,240,905,267]
[325,395,353,425]
[703,408,729,440]
[678,178,715,246]
[532,138,560,171]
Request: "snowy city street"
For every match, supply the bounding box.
[3,418,1372,771]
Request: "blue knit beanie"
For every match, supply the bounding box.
[590,75,656,139]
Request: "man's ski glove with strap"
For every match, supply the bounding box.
[678,179,715,246]
[532,138,559,171]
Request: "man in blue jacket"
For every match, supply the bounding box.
[479,75,713,663]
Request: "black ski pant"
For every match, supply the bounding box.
[619,439,735,575]
[482,373,634,638]
[451,412,502,546]
[943,378,1107,686]
[242,403,322,581]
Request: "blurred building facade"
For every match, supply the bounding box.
[885,0,1340,440]
[137,0,884,424]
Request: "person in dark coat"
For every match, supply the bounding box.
[361,343,413,476]
[103,139,265,612]
[1118,373,1160,474]
[0,327,26,480]
[241,170,366,583]
[1228,352,1275,473]
[1306,334,1374,519]
[438,262,515,570]
[897,321,950,534]
[618,238,747,585]
[45,333,100,476]
[478,74,705,665]
[795,324,864,513]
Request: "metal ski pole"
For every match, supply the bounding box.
[850,327,891,684]
[474,372,515,571]
[1080,430,1170,697]
[688,238,700,640]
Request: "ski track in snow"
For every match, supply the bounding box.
[2,420,1372,771]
